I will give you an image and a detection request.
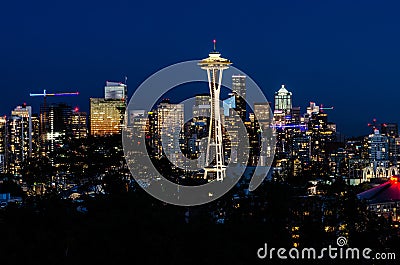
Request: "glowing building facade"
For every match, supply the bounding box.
[90,98,125,136]
[274,85,292,114]
[71,109,87,139]
[7,104,39,175]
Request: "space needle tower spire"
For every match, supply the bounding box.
[198,40,232,181]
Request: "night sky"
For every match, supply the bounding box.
[1,0,400,137]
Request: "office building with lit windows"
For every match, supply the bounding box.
[193,94,211,119]
[46,103,73,154]
[0,116,6,173]
[90,80,127,137]
[155,100,184,167]
[274,84,292,114]
[368,129,389,162]
[104,81,127,100]
[71,109,87,139]
[90,98,125,136]
[232,75,246,121]
[7,104,38,175]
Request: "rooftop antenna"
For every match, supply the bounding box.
[213,39,216,52]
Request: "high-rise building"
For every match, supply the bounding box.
[71,108,87,139]
[381,123,398,138]
[8,116,26,175]
[32,90,79,155]
[46,103,73,154]
[232,75,246,121]
[156,100,184,167]
[0,116,6,173]
[223,95,236,116]
[128,110,146,128]
[290,107,301,124]
[353,129,394,182]
[247,113,259,166]
[307,112,335,162]
[104,81,127,100]
[39,103,49,154]
[380,123,398,165]
[292,135,311,164]
[90,98,125,136]
[7,104,37,175]
[368,129,389,163]
[193,94,211,119]
[254,102,276,166]
[38,102,74,156]
[223,97,241,164]
[301,104,336,178]
[254,102,271,126]
[274,85,292,113]
[31,114,40,158]
[306,102,319,116]
[90,80,127,137]
[11,104,33,155]
[146,110,158,156]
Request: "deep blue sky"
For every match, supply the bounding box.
[1,0,400,137]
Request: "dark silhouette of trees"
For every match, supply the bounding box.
[21,156,54,185]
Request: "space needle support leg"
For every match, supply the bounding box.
[215,68,225,181]
[205,68,213,168]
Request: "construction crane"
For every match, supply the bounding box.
[29,89,79,119]
[319,103,334,113]
[29,89,79,153]
[30,89,79,102]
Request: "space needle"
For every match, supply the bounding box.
[199,40,232,181]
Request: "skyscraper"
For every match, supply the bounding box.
[156,100,184,167]
[90,98,125,136]
[232,75,246,121]
[254,102,271,126]
[307,111,336,162]
[104,81,127,101]
[71,108,87,139]
[254,102,273,166]
[193,94,211,119]
[0,116,6,173]
[7,104,37,175]
[192,93,211,150]
[381,123,398,138]
[274,84,292,113]
[90,80,127,137]
[31,114,40,158]
[46,103,73,154]
[223,96,240,164]
[368,129,389,163]
[381,123,398,165]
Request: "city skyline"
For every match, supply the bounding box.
[1,79,394,140]
[2,2,400,263]
[2,1,400,137]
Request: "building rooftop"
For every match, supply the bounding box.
[276,84,291,94]
[357,176,400,204]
